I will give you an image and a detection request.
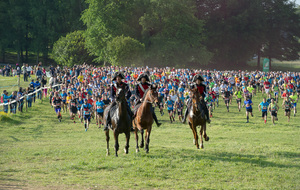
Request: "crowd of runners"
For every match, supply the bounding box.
[1,63,300,128]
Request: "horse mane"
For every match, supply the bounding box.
[141,88,151,101]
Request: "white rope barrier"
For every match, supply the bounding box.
[0,84,63,107]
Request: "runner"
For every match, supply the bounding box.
[268,98,279,125]
[205,93,213,118]
[81,99,93,131]
[234,87,243,112]
[258,97,270,124]
[264,78,271,95]
[158,92,164,116]
[282,97,292,122]
[52,92,62,122]
[289,91,298,117]
[165,96,175,123]
[175,97,184,122]
[222,87,231,112]
[95,95,105,128]
[69,95,78,123]
[77,96,84,123]
[60,90,68,113]
[296,80,300,98]
[212,84,220,107]
[272,82,280,103]
[243,96,253,123]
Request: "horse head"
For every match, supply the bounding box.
[146,84,159,104]
[116,88,126,102]
[190,88,201,111]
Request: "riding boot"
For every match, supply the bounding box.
[182,99,191,123]
[152,108,161,127]
[103,101,116,131]
[203,103,211,123]
[182,108,189,123]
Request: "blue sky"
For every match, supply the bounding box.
[294,0,300,5]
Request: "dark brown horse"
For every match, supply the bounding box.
[103,88,131,157]
[133,85,158,153]
[187,88,209,149]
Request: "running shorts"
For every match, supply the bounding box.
[262,111,267,117]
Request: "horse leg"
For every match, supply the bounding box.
[105,130,110,156]
[114,132,119,157]
[191,124,199,149]
[189,122,197,147]
[139,129,144,148]
[135,127,139,153]
[199,125,204,149]
[145,127,152,153]
[124,131,130,154]
[203,124,209,142]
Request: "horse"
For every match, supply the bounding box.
[132,85,159,153]
[187,88,210,149]
[103,88,132,157]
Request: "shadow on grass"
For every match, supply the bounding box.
[274,151,300,159]
[0,115,22,125]
[9,136,20,142]
[143,148,300,169]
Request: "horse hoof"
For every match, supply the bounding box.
[115,154,118,157]
[124,148,128,154]
[146,149,149,153]
[136,148,139,153]
[197,146,200,149]
[205,136,210,141]
[200,144,204,149]
[140,144,144,148]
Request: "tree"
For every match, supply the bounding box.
[140,0,211,67]
[82,0,211,67]
[261,0,300,68]
[52,31,94,67]
[196,0,266,67]
[82,0,148,63]
[106,35,145,66]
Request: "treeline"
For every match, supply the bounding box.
[0,0,87,64]
[1,0,300,68]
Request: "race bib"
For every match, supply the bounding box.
[263,106,267,110]
[71,103,76,106]
[97,106,102,109]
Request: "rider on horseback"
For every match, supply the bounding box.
[133,73,162,127]
[103,71,133,131]
[182,74,211,124]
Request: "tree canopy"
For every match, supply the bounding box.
[0,0,299,68]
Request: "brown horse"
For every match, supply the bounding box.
[103,88,131,157]
[187,88,210,149]
[133,85,158,153]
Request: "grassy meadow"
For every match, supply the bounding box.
[0,75,300,189]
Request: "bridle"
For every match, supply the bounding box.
[144,89,158,104]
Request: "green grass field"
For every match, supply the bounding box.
[0,76,300,189]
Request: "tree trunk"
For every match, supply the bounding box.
[269,56,272,71]
[20,48,24,64]
[17,50,20,64]
[36,51,39,64]
[257,50,260,69]
[25,24,29,63]
[2,48,5,62]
